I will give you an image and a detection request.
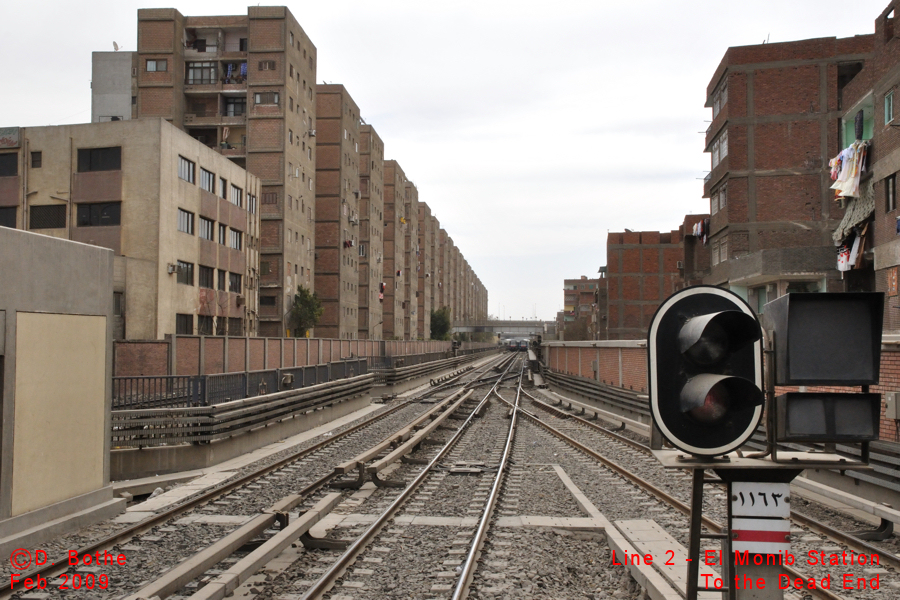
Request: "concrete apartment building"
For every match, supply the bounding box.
[417,204,435,339]
[561,276,601,340]
[94,6,320,337]
[314,84,361,339]
[702,33,872,312]
[0,119,260,339]
[358,124,385,339]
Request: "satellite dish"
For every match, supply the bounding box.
[113,41,119,51]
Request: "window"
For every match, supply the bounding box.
[29,204,66,229]
[176,260,194,285]
[248,194,257,214]
[228,317,242,336]
[198,315,213,335]
[229,272,242,292]
[175,314,193,335]
[712,83,727,118]
[262,192,278,205]
[219,177,227,199]
[199,216,214,240]
[186,62,216,84]
[217,269,226,291]
[230,184,243,207]
[711,193,718,215]
[258,60,276,70]
[224,97,246,117]
[0,153,17,176]
[719,186,727,210]
[200,168,215,192]
[261,261,271,275]
[888,175,897,212]
[177,208,194,234]
[887,91,895,125]
[0,206,16,228]
[712,241,720,266]
[711,130,727,168]
[77,202,121,226]
[146,59,167,72]
[178,156,195,183]
[114,292,124,316]
[229,229,242,250]
[77,147,121,172]
[260,295,276,306]
[199,265,214,288]
[218,223,227,245]
[254,92,279,105]
[720,237,728,262]
[31,152,41,168]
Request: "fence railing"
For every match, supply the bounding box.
[113,358,368,409]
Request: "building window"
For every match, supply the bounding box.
[712,83,727,118]
[218,223,227,245]
[262,192,278,205]
[175,313,193,335]
[198,315,213,335]
[888,91,895,125]
[178,156,195,183]
[199,265,214,289]
[199,216,214,240]
[77,202,121,226]
[260,295,276,306]
[217,269,226,291]
[711,240,720,266]
[228,317,242,336]
[719,186,727,210]
[258,60,276,70]
[176,260,194,285]
[720,236,728,262]
[224,97,246,116]
[0,206,16,228]
[31,152,41,168]
[229,229,242,250]
[146,59,167,72]
[248,194,257,214]
[200,168,215,193]
[230,184,243,207]
[186,62,216,84]
[77,147,121,172]
[710,193,718,215]
[0,153,17,176]
[229,272,242,292]
[29,204,66,229]
[177,208,194,234]
[888,174,897,212]
[254,91,279,105]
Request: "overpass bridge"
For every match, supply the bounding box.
[452,319,553,336]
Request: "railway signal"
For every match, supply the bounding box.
[648,286,764,457]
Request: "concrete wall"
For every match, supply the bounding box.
[0,227,120,526]
[91,51,135,123]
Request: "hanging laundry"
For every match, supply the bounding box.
[829,140,870,200]
[837,243,852,271]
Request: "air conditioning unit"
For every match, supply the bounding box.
[236,295,245,306]
[166,263,182,275]
[676,260,684,269]
[309,129,316,137]
[353,190,360,198]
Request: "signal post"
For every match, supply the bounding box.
[648,286,883,600]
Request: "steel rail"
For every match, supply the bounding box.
[529,389,900,571]
[299,356,521,600]
[502,395,846,600]
[3,352,508,599]
[451,360,524,600]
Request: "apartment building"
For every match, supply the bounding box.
[383,160,408,339]
[417,203,434,339]
[358,124,385,339]
[108,6,318,337]
[703,33,873,312]
[314,84,361,339]
[561,276,601,340]
[0,119,260,340]
[606,231,682,340]
[403,181,419,338]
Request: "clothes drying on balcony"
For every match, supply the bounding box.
[829,139,869,200]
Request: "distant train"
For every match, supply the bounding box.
[506,339,529,352]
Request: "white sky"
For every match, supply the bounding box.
[0,1,888,320]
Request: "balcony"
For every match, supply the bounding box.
[184,111,246,126]
[215,143,246,158]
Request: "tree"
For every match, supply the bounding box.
[430,306,452,340]
[288,285,323,337]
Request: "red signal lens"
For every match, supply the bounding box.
[689,382,731,423]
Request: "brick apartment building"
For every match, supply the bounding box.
[702,32,873,313]
[314,84,361,339]
[358,124,385,339]
[417,203,435,339]
[382,160,407,339]
[402,181,420,338]
[561,276,601,340]
[94,6,319,337]
[0,119,260,339]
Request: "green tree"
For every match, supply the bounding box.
[430,306,452,340]
[288,285,324,337]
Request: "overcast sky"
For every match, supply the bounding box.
[1,1,888,321]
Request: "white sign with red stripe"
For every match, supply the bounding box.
[731,517,791,555]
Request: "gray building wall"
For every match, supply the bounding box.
[91,52,136,123]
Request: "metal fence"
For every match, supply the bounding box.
[113,358,368,410]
